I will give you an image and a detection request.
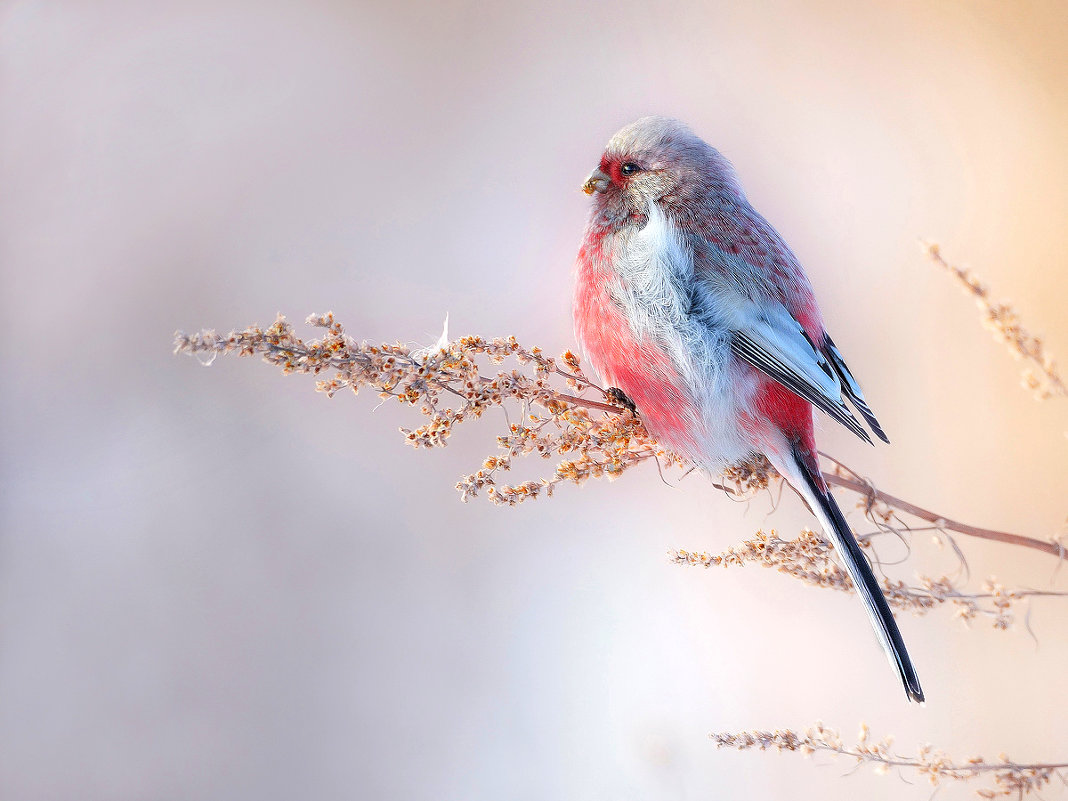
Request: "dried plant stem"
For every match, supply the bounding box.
[551,391,621,414]
[820,456,1065,560]
[673,530,1066,628]
[531,391,1064,562]
[175,316,1062,560]
[713,724,1068,799]
[559,390,1064,560]
[925,242,1066,400]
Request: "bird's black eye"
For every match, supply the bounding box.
[620,162,641,176]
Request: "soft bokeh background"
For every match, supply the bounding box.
[2,1,1066,799]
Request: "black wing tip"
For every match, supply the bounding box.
[853,409,888,445]
[905,682,926,704]
[850,397,890,444]
[821,336,891,445]
[847,407,886,446]
[731,335,874,444]
[837,405,873,445]
[856,423,874,446]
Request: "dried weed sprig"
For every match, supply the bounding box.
[173,313,687,506]
[174,314,1063,558]
[925,242,1066,400]
[672,530,1066,629]
[712,722,1068,798]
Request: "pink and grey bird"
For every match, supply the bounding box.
[573,116,923,703]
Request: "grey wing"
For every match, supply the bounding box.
[727,301,873,444]
[687,231,886,444]
[687,251,875,443]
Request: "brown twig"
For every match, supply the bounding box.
[532,390,1065,560]
[551,391,626,414]
[819,455,1064,560]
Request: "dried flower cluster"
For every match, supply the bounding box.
[716,453,778,496]
[925,243,1066,400]
[457,406,687,504]
[671,530,1064,629]
[174,313,687,506]
[712,722,1068,798]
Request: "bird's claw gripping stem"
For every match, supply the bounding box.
[606,387,637,413]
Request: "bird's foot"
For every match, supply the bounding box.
[606,387,637,414]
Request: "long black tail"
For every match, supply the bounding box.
[793,450,925,704]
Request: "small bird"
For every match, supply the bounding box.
[574,116,923,703]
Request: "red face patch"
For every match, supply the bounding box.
[600,154,625,186]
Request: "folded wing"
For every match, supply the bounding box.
[689,256,886,443]
[727,301,873,444]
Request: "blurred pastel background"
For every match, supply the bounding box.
[2,1,1066,799]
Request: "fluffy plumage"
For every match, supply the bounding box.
[574,116,923,703]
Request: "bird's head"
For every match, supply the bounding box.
[582,116,742,226]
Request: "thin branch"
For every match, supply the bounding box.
[551,391,627,414]
[557,393,1064,560]
[713,725,1068,798]
[824,470,1064,560]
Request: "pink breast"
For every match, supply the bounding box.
[574,235,700,455]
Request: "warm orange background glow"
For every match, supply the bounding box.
[2,1,1066,798]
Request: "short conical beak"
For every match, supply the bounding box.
[582,168,609,195]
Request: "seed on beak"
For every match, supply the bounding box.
[582,168,610,195]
